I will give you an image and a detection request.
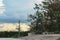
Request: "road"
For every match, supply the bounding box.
[0,38,20,40]
[0,34,60,40]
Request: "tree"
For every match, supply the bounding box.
[28,0,60,34]
[28,4,44,34]
[42,0,60,32]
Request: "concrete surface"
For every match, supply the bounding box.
[0,34,60,40]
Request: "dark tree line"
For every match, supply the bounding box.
[0,31,28,38]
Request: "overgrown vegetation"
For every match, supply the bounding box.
[28,0,60,34]
[0,31,28,38]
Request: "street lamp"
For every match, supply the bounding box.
[18,20,20,38]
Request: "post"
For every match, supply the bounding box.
[18,20,20,38]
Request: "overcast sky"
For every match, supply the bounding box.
[0,0,43,23]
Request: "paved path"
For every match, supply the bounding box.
[0,38,20,40]
[20,34,60,40]
[0,34,60,40]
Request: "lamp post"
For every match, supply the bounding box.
[18,20,20,38]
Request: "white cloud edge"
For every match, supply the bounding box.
[0,23,30,32]
[0,0,5,15]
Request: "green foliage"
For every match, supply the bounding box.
[42,0,60,32]
[28,4,44,34]
[0,31,28,38]
[28,0,60,34]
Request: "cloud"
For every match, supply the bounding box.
[0,23,30,32]
[0,0,4,6]
[32,0,44,4]
[0,0,5,15]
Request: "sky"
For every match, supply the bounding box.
[0,0,43,23]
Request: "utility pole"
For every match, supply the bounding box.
[18,20,20,38]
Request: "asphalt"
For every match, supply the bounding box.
[0,34,60,40]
